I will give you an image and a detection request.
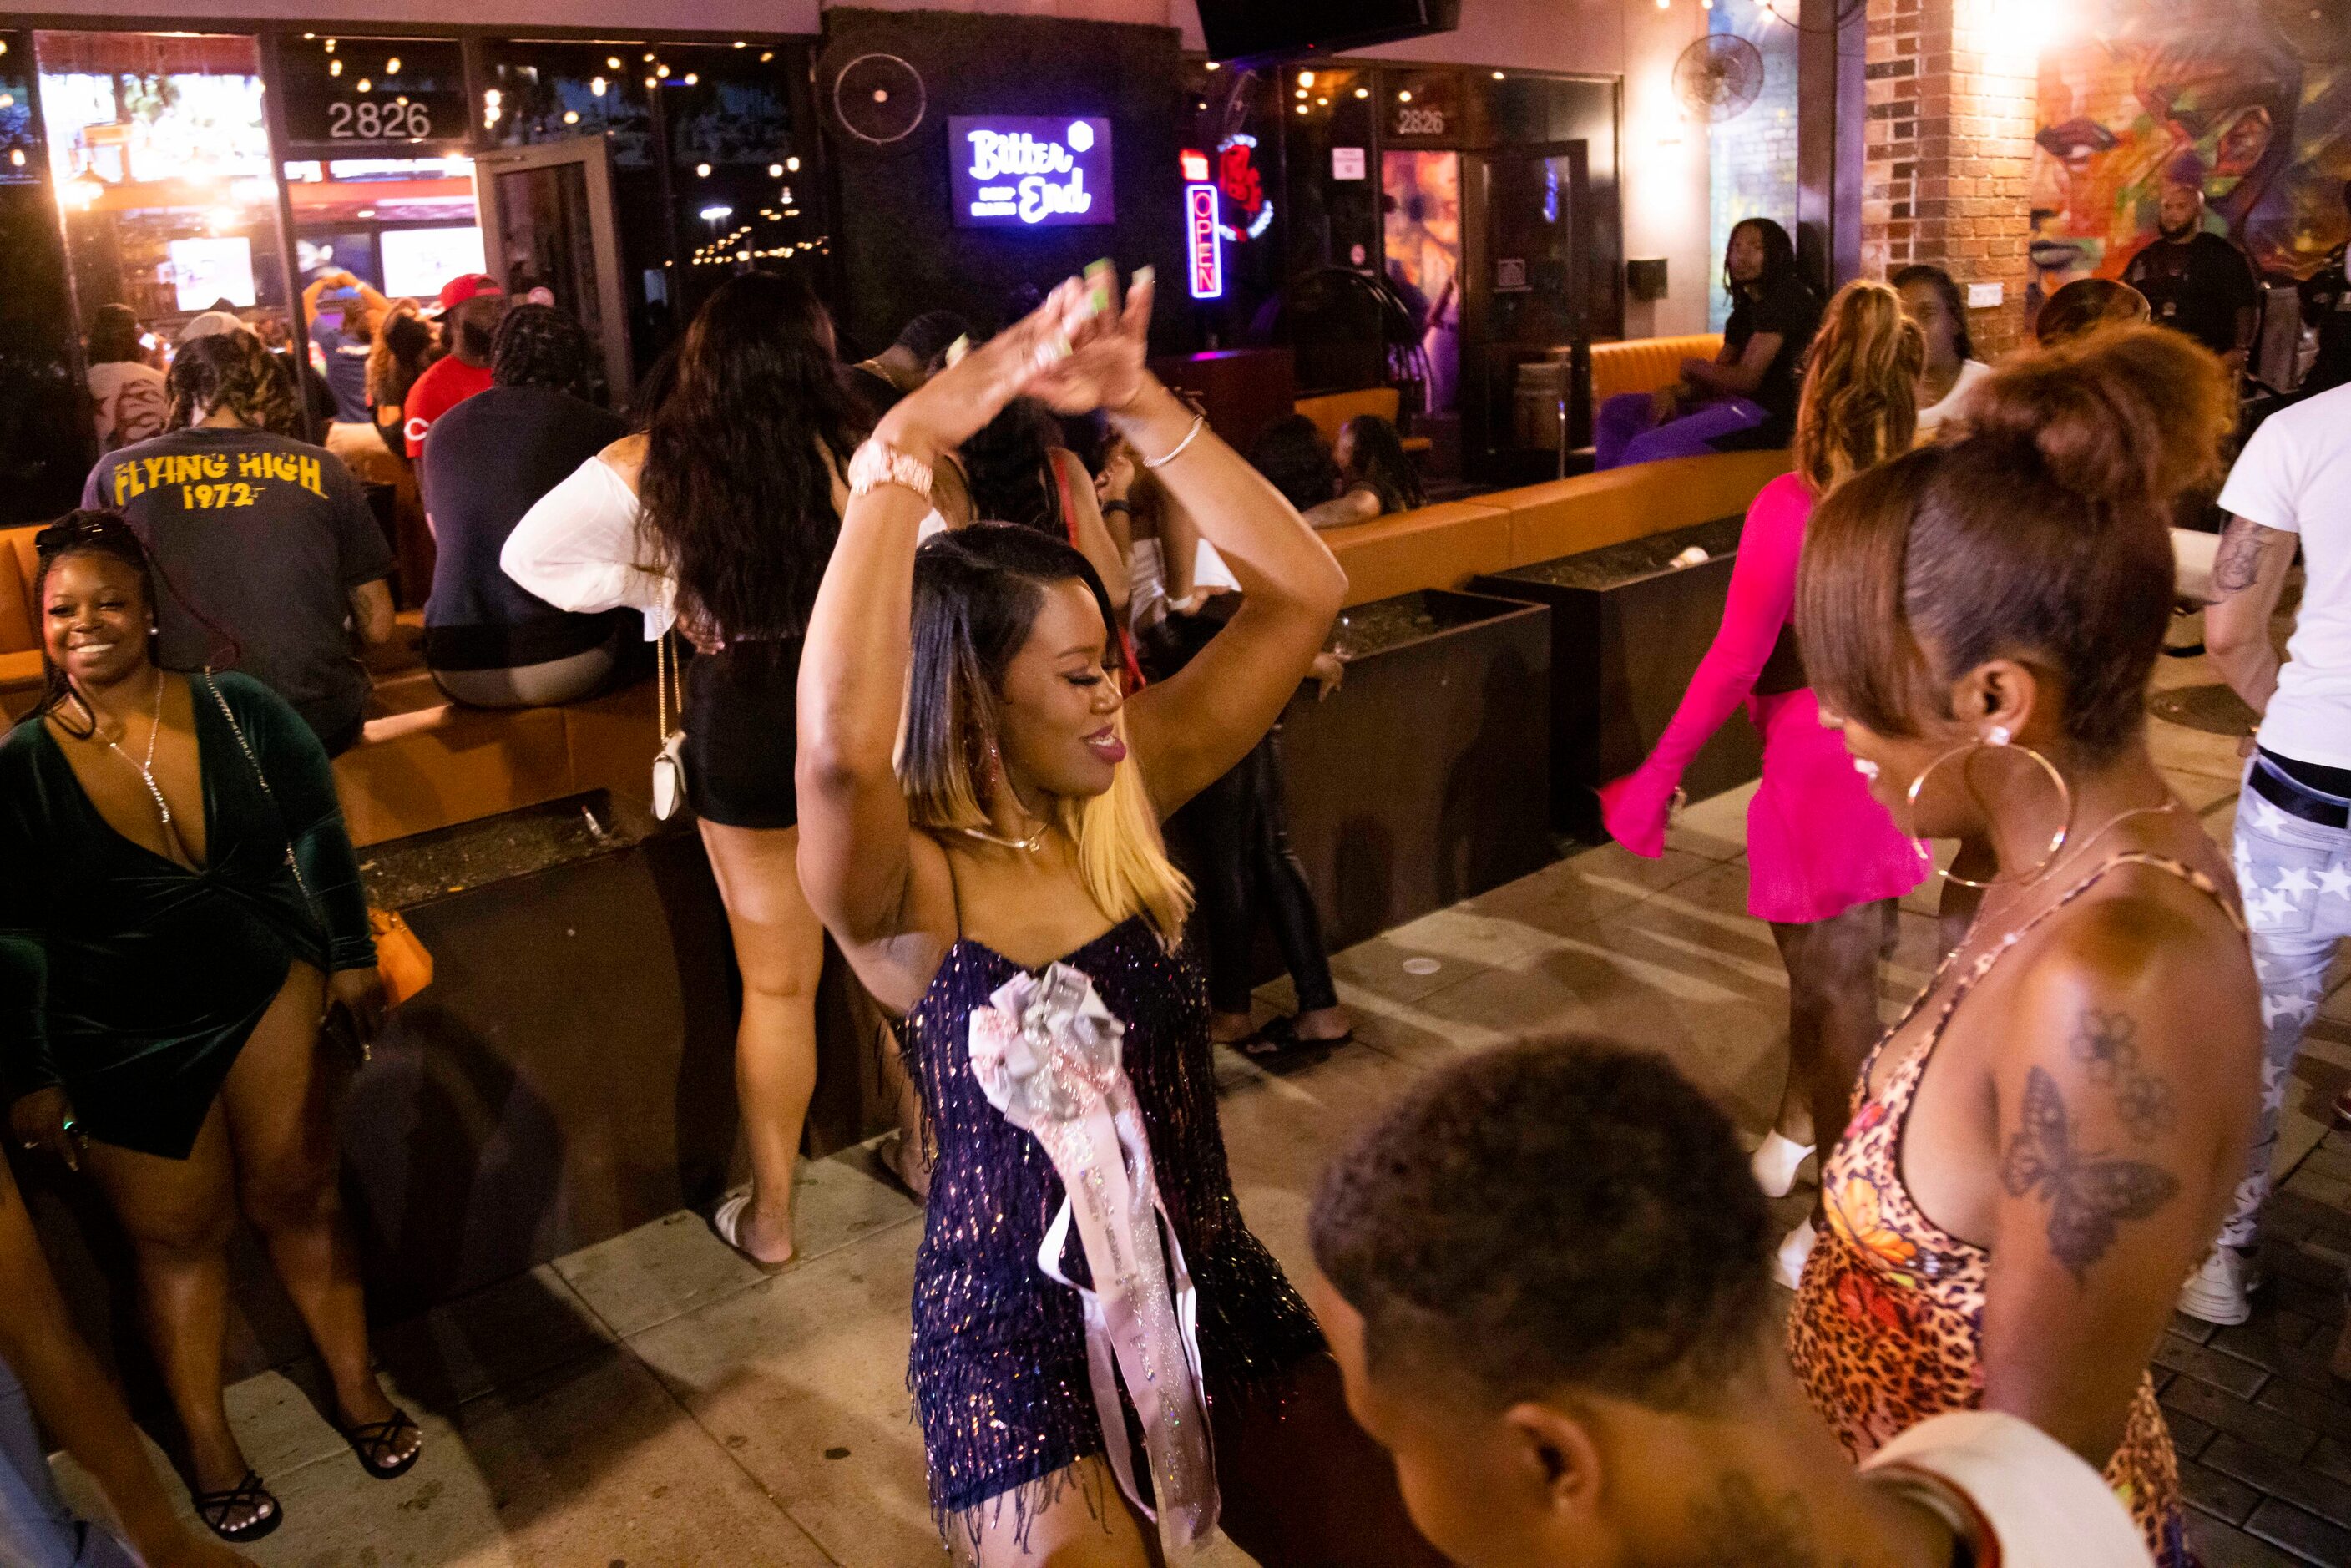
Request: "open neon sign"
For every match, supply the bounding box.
[1186,183,1223,299]
[948,116,1115,229]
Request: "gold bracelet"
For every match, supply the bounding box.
[1140,413,1207,470]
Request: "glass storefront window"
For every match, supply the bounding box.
[486,41,656,166]
[38,32,293,336]
[0,28,89,522]
[659,42,822,321]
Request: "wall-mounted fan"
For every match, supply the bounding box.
[1672,34,1767,124]
[829,52,928,146]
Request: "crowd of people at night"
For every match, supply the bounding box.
[4,175,2349,1567]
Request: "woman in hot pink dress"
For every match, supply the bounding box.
[1600,281,1929,1283]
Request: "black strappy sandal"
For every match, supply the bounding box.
[191,1469,281,1542]
[336,1407,423,1479]
[1237,1015,1356,1062]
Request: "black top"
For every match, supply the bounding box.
[418,384,631,671]
[1722,277,1823,448]
[2122,231,2261,357]
[84,427,397,751]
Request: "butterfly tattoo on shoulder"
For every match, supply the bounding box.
[2000,1066,2181,1283]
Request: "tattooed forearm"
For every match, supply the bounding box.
[2210,517,2282,598]
[2000,1064,2180,1283]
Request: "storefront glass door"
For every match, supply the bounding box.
[1466,141,1591,484]
[473,136,630,406]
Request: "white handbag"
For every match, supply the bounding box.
[651,630,688,821]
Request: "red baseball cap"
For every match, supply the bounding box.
[433,273,503,313]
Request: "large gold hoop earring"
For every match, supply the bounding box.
[1902,727,2074,889]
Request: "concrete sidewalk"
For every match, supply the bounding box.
[49,651,2351,1565]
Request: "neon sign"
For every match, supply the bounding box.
[1215,133,1274,243]
[948,116,1115,229]
[1186,183,1223,300]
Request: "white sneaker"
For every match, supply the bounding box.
[1772,1220,1818,1291]
[1750,1130,1817,1199]
[2176,1246,2253,1327]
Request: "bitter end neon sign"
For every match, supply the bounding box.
[1186,183,1223,300]
[948,115,1116,229]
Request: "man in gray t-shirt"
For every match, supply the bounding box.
[83,425,396,753]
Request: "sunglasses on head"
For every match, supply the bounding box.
[34,516,136,559]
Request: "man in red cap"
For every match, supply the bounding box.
[402,273,506,468]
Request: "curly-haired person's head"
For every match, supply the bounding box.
[164,328,302,437]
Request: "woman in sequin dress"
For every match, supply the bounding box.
[796,272,1444,1565]
[1782,326,2261,1565]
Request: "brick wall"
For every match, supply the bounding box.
[1862,0,2036,356]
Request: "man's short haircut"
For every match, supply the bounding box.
[896,310,970,365]
[1309,1037,1773,1414]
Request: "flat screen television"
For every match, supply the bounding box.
[1194,0,1461,63]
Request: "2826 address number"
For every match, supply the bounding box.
[1394,107,1447,136]
[326,99,432,140]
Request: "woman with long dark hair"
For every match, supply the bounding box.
[1600,281,1930,1287]
[958,394,1130,611]
[796,271,1443,1566]
[367,305,436,467]
[504,271,876,1257]
[1785,326,2257,1565]
[1247,415,1342,516]
[1333,413,1425,514]
[2,513,411,1544]
[1595,216,1822,469]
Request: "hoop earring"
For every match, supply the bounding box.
[1902,726,2074,889]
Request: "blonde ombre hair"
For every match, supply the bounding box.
[900,524,1192,943]
[1792,280,1923,493]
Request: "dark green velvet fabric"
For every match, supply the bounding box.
[0,671,375,1159]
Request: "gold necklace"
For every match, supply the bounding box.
[956,822,1049,853]
[2027,795,2182,889]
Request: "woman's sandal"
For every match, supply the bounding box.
[1237,1015,1356,1062]
[191,1470,281,1542]
[335,1406,423,1479]
[874,1130,933,1205]
[711,1191,794,1274]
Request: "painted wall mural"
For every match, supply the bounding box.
[2031,0,2351,315]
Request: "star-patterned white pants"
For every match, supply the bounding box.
[2222,765,2351,1252]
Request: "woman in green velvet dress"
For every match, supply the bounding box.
[0,513,417,1543]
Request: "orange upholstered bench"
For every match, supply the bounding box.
[1589,335,1725,406]
[1316,448,1789,609]
[1490,448,1792,566]
[1293,387,1433,456]
[332,679,659,848]
[1,525,45,719]
[1322,501,1514,609]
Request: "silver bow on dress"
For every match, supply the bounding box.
[968,962,1218,1560]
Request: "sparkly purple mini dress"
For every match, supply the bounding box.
[899,913,1326,1523]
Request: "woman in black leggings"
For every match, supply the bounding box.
[1147,594,1352,1059]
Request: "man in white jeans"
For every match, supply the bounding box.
[2191,379,2351,1349]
